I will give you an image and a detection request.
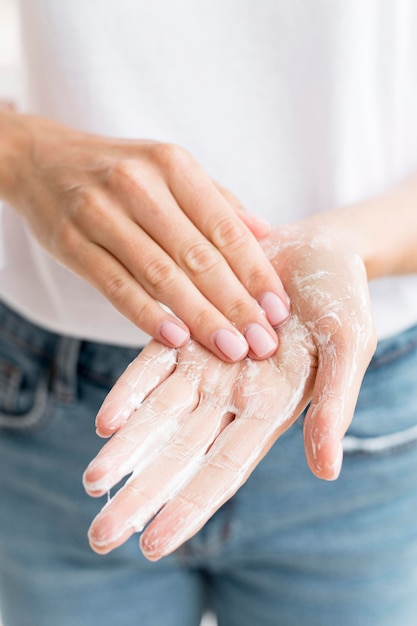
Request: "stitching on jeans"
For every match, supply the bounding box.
[0,359,22,412]
[51,337,81,404]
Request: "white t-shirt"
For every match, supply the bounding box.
[1,0,417,345]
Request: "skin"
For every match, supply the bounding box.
[0,110,291,362]
[84,174,417,560]
[83,224,375,559]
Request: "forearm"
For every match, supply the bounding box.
[311,174,417,279]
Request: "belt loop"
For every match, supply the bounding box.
[51,337,82,404]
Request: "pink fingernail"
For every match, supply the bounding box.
[213,329,248,361]
[159,321,189,347]
[259,292,290,327]
[246,212,272,230]
[245,323,277,358]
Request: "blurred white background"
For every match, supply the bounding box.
[0,2,216,624]
[0,0,21,105]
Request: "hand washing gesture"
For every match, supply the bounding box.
[83,224,376,560]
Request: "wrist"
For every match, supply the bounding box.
[306,175,417,280]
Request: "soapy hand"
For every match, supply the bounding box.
[83,225,376,560]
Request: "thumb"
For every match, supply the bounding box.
[303,321,376,480]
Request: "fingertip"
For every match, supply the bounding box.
[244,323,278,359]
[95,424,117,438]
[95,399,133,438]
[212,328,249,362]
[140,537,162,562]
[258,292,291,329]
[89,540,111,555]
[87,516,131,555]
[159,320,190,348]
[331,443,344,480]
[306,439,344,481]
[239,211,272,239]
[83,456,114,495]
[83,476,107,497]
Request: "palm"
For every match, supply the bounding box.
[83,225,375,559]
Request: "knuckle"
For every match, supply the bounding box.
[245,267,271,294]
[102,273,130,303]
[51,219,80,258]
[212,216,248,251]
[130,300,156,330]
[71,184,97,211]
[226,297,253,323]
[182,241,220,275]
[150,142,192,173]
[69,185,109,228]
[108,158,158,207]
[107,159,146,195]
[188,306,214,335]
[142,256,178,293]
[109,159,137,184]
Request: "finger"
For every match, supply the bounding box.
[83,375,199,495]
[303,313,377,481]
[137,319,313,560]
[94,341,178,437]
[70,224,251,363]
[87,404,233,554]
[213,181,272,239]
[57,221,195,348]
[165,154,291,330]
[70,192,253,362]
[107,156,289,355]
[140,411,289,561]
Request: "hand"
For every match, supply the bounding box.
[0,111,290,361]
[83,224,376,559]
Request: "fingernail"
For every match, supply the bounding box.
[259,292,290,327]
[213,329,248,361]
[246,212,272,230]
[245,323,277,358]
[159,321,189,347]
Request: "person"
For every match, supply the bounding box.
[0,1,417,625]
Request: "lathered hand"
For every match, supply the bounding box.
[83,225,376,560]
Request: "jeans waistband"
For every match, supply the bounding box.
[0,300,142,403]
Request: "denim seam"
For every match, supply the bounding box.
[0,360,22,412]
[51,337,81,404]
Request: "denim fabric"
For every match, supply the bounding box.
[0,301,416,626]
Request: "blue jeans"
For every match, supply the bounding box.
[0,300,417,626]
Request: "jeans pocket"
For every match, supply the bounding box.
[344,324,417,456]
[0,351,50,431]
